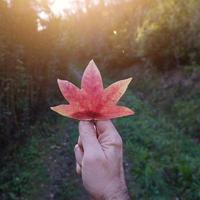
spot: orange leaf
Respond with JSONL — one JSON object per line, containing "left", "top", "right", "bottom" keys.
{"left": 51, "top": 60, "right": 134, "bottom": 120}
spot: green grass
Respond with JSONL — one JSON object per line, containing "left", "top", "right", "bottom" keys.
{"left": 0, "top": 131, "right": 49, "bottom": 199}
{"left": 117, "top": 91, "right": 200, "bottom": 200}
{"left": 1, "top": 89, "right": 200, "bottom": 200}
{"left": 131, "top": 65, "right": 200, "bottom": 138}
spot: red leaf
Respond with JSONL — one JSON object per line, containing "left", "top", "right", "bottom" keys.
{"left": 51, "top": 60, "right": 134, "bottom": 120}
{"left": 57, "top": 79, "right": 81, "bottom": 103}
{"left": 104, "top": 78, "right": 132, "bottom": 105}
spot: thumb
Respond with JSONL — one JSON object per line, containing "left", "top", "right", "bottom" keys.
{"left": 79, "top": 121, "right": 103, "bottom": 155}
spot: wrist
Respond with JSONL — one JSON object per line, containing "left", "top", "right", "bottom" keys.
{"left": 103, "top": 181, "right": 130, "bottom": 200}
{"left": 92, "top": 178, "right": 130, "bottom": 200}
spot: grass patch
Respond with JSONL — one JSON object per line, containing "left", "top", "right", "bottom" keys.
{"left": 0, "top": 131, "right": 49, "bottom": 200}
{"left": 116, "top": 92, "right": 200, "bottom": 200}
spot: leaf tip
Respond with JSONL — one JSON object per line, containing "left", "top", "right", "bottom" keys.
{"left": 50, "top": 106, "right": 54, "bottom": 111}
{"left": 131, "top": 109, "right": 135, "bottom": 115}
{"left": 89, "top": 59, "right": 95, "bottom": 64}
{"left": 126, "top": 107, "right": 135, "bottom": 116}
{"left": 127, "top": 77, "right": 133, "bottom": 84}
{"left": 57, "top": 78, "right": 62, "bottom": 84}
{"left": 87, "top": 59, "right": 99, "bottom": 71}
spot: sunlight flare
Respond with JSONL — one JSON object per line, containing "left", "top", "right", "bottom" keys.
{"left": 50, "top": 0, "right": 74, "bottom": 15}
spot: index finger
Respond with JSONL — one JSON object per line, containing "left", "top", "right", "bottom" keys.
{"left": 79, "top": 121, "right": 103, "bottom": 155}
{"left": 96, "top": 120, "right": 122, "bottom": 147}
{"left": 96, "top": 120, "right": 117, "bottom": 135}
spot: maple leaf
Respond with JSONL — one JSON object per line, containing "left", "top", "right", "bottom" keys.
{"left": 50, "top": 60, "right": 134, "bottom": 120}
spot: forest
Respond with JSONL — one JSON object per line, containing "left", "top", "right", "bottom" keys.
{"left": 0, "top": 0, "right": 200, "bottom": 199}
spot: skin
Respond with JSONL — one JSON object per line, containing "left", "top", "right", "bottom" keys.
{"left": 74, "top": 120, "right": 130, "bottom": 200}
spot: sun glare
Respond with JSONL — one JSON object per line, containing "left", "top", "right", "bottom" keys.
{"left": 50, "top": 0, "right": 80, "bottom": 15}
{"left": 49, "top": 0, "right": 100, "bottom": 15}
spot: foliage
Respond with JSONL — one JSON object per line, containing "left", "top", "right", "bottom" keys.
{"left": 136, "top": 0, "right": 200, "bottom": 68}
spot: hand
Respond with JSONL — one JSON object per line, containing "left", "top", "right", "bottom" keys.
{"left": 74, "top": 120, "right": 130, "bottom": 200}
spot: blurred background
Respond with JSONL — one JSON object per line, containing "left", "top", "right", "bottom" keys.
{"left": 0, "top": 0, "right": 200, "bottom": 199}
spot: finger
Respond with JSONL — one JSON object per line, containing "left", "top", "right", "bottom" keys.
{"left": 78, "top": 136, "right": 83, "bottom": 151}
{"left": 79, "top": 121, "right": 103, "bottom": 155}
{"left": 74, "top": 144, "right": 83, "bottom": 166}
{"left": 76, "top": 162, "right": 82, "bottom": 175}
{"left": 96, "top": 120, "right": 120, "bottom": 138}
{"left": 96, "top": 120, "right": 122, "bottom": 148}
{"left": 96, "top": 120, "right": 115, "bottom": 133}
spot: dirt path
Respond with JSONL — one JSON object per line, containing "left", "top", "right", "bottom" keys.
{"left": 42, "top": 128, "right": 71, "bottom": 200}
{"left": 35, "top": 119, "right": 88, "bottom": 200}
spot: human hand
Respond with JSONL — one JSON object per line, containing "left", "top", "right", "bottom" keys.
{"left": 74, "top": 120, "right": 130, "bottom": 200}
